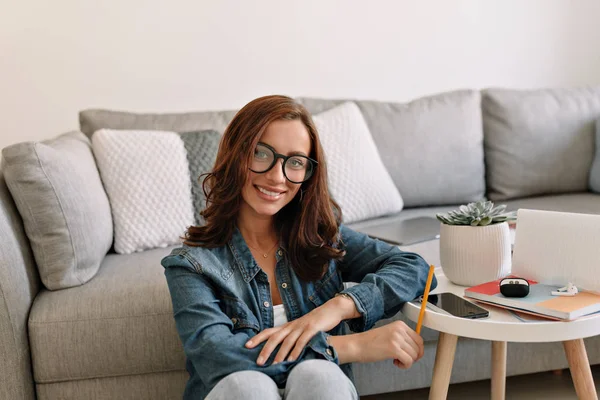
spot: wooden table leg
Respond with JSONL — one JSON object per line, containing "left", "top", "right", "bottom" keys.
{"left": 563, "top": 339, "right": 598, "bottom": 400}
{"left": 429, "top": 332, "right": 458, "bottom": 400}
{"left": 491, "top": 341, "right": 507, "bottom": 400}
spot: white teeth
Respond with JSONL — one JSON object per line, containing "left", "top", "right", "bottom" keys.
{"left": 257, "top": 186, "right": 281, "bottom": 197}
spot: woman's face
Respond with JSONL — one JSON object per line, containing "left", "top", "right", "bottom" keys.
{"left": 240, "top": 119, "right": 312, "bottom": 219}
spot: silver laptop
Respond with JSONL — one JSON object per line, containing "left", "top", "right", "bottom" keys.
{"left": 512, "top": 209, "right": 600, "bottom": 292}
{"left": 358, "top": 216, "right": 441, "bottom": 246}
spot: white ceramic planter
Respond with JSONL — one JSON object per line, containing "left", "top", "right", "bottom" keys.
{"left": 439, "top": 222, "right": 511, "bottom": 287}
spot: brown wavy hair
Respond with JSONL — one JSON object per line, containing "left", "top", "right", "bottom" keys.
{"left": 183, "top": 95, "right": 344, "bottom": 281}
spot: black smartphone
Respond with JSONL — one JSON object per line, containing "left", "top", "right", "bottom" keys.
{"left": 420, "top": 292, "right": 489, "bottom": 319}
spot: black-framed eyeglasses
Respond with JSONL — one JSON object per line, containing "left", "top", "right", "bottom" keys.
{"left": 249, "top": 142, "right": 318, "bottom": 184}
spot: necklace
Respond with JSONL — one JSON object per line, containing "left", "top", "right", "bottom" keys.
{"left": 246, "top": 241, "right": 279, "bottom": 258}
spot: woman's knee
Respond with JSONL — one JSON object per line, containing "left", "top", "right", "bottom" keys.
{"left": 207, "top": 370, "right": 280, "bottom": 400}
{"left": 286, "top": 359, "right": 357, "bottom": 399}
{"left": 289, "top": 359, "right": 343, "bottom": 380}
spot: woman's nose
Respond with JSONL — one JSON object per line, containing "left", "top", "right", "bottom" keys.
{"left": 265, "top": 159, "right": 286, "bottom": 183}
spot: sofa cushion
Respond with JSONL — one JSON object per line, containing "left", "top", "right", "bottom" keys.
{"left": 79, "top": 108, "right": 237, "bottom": 137}
{"left": 312, "top": 102, "right": 403, "bottom": 223}
{"left": 298, "top": 90, "right": 485, "bottom": 208}
{"left": 590, "top": 119, "right": 600, "bottom": 193}
{"left": 92, "top": 129, "right": 220, "bottom": 254}
{"left": 1, "top": 132, "right": 113, "bottom": 290}
{"left": 28, "top": 246, "right": 185, "bottom": 383}
{"left": 483, "top": 87, "right": 600, "bottom": 200}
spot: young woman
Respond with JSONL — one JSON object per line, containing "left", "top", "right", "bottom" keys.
{"left": 161, "top": 95, "right": 437, "bottom": 400}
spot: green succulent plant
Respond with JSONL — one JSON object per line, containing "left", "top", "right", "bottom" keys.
{"left": 436, "top": 200, "right": 516, "bottom": 226}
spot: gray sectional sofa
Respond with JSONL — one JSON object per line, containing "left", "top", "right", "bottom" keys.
{"left": 2, "top": 87, "right": 600, "bottom": 399}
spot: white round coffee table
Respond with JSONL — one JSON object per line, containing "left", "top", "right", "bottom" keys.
{"left": 402, "top": 267, "right": 600, "bottom": 400}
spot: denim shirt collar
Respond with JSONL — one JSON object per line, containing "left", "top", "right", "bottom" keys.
{"left": 228, "top": 227, "right": 285, "bottom": 283}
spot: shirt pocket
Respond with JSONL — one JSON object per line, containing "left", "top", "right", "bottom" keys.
{"left": 220, "top": 295, "right": 261, "bottom": 333}
{"left": 308, "top": 265, "right": 344, "bottom": 308}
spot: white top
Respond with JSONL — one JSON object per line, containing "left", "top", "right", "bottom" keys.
{"left": 273, "top": 304, "right": 288, "bottom": 327}
{"left": 401, "top": 267, "right": 600, "bottom": 343}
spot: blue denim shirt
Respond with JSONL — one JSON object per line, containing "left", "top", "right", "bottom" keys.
{"left": 161, "top": 224, "right": 437, "bottom": 400}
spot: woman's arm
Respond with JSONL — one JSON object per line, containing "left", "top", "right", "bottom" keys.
{"left": 336, "top": 225, "right": 438, "bottom": 332}
{"left": 161, "top": 250, "right": 337, "bottom": 389}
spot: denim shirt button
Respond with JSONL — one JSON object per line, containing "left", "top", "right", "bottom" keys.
{"left": 231, "top": 317, "right": 237, "bottom": 324}
{"left": 277, "top": 250, "right": 283, "bottom": 256}
{"left": 326, "top": 348, "right": 333, "bottom": 357}
{"left": 263, "top": 301, "right": 270, "bottom": 308}
{"left": 281, "top": 283, "right": 288, "bottom": 289}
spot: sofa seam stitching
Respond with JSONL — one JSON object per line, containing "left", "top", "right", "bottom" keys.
{"left": 29, "top": 312, "right": 173, "bottom": 324}
{"left": 35, "top": 367, "right": 186, "bottom": 384}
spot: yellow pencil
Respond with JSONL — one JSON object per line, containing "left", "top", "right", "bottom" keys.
{"left": 416, "top": 265, "right": 436, "bottom": 335}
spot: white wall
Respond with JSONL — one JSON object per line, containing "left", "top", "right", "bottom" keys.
{"left": 2, "top": 0, "right": 600, "bottom": 150}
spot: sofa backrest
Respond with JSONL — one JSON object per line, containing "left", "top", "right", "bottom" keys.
{"left": 0, "top": 170, "right": 40, "bottom": 400}
{"left": 78, "top": 87, "right": 600, "bottom": 210}
{"left": 483, "top": 87, "right": 600, "bottom": 201}
{"left": 79, "top": 108, "right": 238, "bottom": 139}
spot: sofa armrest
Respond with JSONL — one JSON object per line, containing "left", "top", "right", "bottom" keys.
{"left": 0, "top": 172, "right": 40, "bottom": 400}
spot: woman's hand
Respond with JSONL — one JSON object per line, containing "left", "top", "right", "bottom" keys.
{"left": 352, "top": 321, "right": 424, "bottom": 369}
{"left": 245, "top": 295, "right": 359, "bottom": 365}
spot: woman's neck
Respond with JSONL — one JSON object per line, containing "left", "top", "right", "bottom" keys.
{"left": 237, "top": 208, "right": 278, "bottom": 248}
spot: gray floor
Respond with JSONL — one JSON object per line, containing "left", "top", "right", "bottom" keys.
{"left": 362, "top": 365, "right": 600, "bottom": 399}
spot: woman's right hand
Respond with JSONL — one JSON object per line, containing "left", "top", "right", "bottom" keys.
{"left": 355, "top": 321, "right": 424, "bottom": 369}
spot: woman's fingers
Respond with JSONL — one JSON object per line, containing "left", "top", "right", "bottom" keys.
{"left": 399, "top": 333, "right": 419, "bottom": 362}
{"left": 245, "top": 327, "right": 277, "bottom": 348}
{"left": 256, "top": 327, "right": 291, "bottom": 365}
{"left": 393, "top": 348, "right": 414, "bottom": 369}
{"left": 287, "top": 330, "right": 314, "bottom": 362}
{"left": 405, "top": 328, "right": 425, "bottom": 360}
{"left": 273, "top": 329, "right": 303, "bottom": 363}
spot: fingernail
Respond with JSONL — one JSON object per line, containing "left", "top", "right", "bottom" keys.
{"left": 287, "top": 356, "right": 295, "bottom": 362}
{"left": 245, "top": 341, "right": 253, "bottom": 347}
{"left": 272, "top": 361, "right": 278, "bottom": 365}
{"left": 257, "top": 357, "right": 264, "bottom": 365}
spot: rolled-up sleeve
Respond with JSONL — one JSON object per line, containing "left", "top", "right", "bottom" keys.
{"left": 161, "top": 249, "right": 337, "bottom": 392}
{"left": 336, "top": 225, "right": 437, "bottom": 332}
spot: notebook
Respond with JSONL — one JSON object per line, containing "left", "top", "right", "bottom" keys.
{"left": 464, "top": 276, "right": 600, "bottom": 321}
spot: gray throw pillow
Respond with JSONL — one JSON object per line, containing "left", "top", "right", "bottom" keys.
{"left": 483, "top": 87, "right": 600, "bottom": 200}
{"left": 590, "top": 119, "right": 600, "bottom": 193}
{"left": 2, "top": 132, "right": 113, "bottom": 290}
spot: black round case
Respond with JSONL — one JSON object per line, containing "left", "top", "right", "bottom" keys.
{"left": 499, "top": 278, "right": 530, "bottom": 298}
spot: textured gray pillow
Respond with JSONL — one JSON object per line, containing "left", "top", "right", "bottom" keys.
{"left": 2, "top": 132, "right": 113, "bottom": 290}
{"left": 590, "top": 119, "right": 600, "bottom": 193}
{"left": 298, "top": 90, "right": 485, "bottom": 207}
{"left": 180, "top": 131, "right": 221, "bottom": 225}
{"left": 483, "top": 87, "right": 600, "bottom": 200}
{"left": 79, "top": 109, "right": 237, "bottom": 138}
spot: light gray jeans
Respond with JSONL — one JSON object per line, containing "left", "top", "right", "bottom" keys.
{"left": 205, "top": 359, "right": 358, "bottom": 400}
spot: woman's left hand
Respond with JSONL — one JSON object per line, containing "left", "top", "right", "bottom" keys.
{"left": 245, "top": 295, "right": 359, "bottom": 365}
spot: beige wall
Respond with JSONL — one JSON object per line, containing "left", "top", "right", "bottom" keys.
{"left": 2, "top": 0, "right": 600, "bottom": 150}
